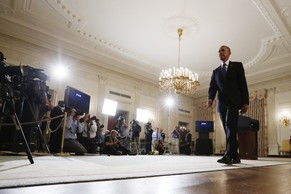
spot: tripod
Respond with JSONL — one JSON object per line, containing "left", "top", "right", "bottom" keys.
{"left": 16, "top": 92, "right": 51, "bottom": 155}
{"left": 0, "top": 84, "right": 51, "bottom": 164}
{"left": 0, "top": 84, "right": 34, "bottom": 163}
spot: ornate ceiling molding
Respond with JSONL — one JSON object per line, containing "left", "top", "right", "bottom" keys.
{"left": 44, "top": 0, "right": 161, "bottom": 69}
{"left": 246, "top": 0, "right": 284, "bottom": 68}
{"left": 44, "top": 0, "right": 83, "bottom": 29}
{"left": 253, "top": 0, "right": 282, "bottom": 35}
{"left": 0, "top": 1, "right": 15, "bottom": 15}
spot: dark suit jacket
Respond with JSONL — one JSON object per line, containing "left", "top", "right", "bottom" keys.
{"left": 50, "top": 106, "right": 64, "bottom": 130}
{"left": 208, "top": 61, "right": 249, "bottom": 112}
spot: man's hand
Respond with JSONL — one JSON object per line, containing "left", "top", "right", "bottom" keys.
{"left": 240, "top": 104, "right": 249, "bottom": 114}
{"left": 208, "top": 99, "right": 213, "bottom": 108}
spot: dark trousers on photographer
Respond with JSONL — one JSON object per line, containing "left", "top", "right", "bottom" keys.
{"left": 102, "top": 145, "right": 130, "bottom": 155}
{"left": 79, "top": 137, "right": 98, "bottom": 154}
{"left": 63, "top": 139, "right": 87, "bottom": 155}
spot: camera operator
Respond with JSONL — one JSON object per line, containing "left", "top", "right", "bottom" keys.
{"left": 0, "top": 52, "right": 8, "bottom": 83}
{"left": 0, "top": 52, "right": 52, "bottom": 151}
{"left": 0, "top": 52, "right": 13, "bottom": 144}
{"left": 0, "top": 52, "right": 20, "bottom": 145}
{"left": 17, "top": 79, "right": 53, "bottom": 147}
{"left": 144, "top": 122, "right": 153, "bottom": 154}
{"left": 130, "top": 119, "right": 141, "bottom": 153}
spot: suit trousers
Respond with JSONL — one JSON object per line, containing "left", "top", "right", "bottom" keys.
{"left": 219, "top": 104, "right": 239, "bottom": 159}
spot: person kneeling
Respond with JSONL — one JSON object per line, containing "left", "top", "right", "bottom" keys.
{"left": 102, "top": 130, "right": 130, "bottom": 155}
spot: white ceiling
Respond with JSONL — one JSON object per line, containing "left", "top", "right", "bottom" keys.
{"left": 0, "top": 0, "right": 291, "bottom": 97}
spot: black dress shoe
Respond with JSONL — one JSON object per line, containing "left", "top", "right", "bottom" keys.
{"left": 217, "top": 156, "right": 233, "bottom": 164}
{"left": 232, "top": 158, "right": 241, "bottom": 164}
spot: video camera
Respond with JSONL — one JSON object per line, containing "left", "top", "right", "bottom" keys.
{"left": 130, "top": 119, "right": 137, "bottom": 125}
{"left": 0, "top": 52, "right": 49, "bottom": 100}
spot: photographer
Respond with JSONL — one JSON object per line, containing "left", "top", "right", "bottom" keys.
{"left": 115, "top": 115, "right": 129, "bottom": 149}
{"left": 102, "top": 130, "right": 130, "bottom": 155}
{"left": 79, "top": 115, "right": 100, "bottom": 154}
{"left": 95, "top": 118, "right": 105, "bottom": 152}
{"left": 144, "top": 122, "right": 153, "bottom": 154}
{"left": 63, "top": 108, "right": 87, "bottom": 155}
{"left": 115, "top": 116, "right": 128, "bottom": 139}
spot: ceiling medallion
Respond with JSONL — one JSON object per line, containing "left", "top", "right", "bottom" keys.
{"left": 163, "top": 16, "right": 199, "bottom": 39}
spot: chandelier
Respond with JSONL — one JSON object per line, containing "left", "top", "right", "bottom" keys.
{"left": 158, "top": 28, "right": 200, "bottom": 95}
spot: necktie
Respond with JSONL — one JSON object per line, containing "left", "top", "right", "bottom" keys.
{"left": 222, "top": 64, "right": 227, "bottom": 79}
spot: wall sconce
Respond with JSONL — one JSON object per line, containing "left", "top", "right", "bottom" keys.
{"left": 280, "top": 115, "right": 290, "bottom": 127}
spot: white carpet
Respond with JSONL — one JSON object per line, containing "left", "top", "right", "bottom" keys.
{"left": 0, "top": 155, "right": 290, "bottom": 188}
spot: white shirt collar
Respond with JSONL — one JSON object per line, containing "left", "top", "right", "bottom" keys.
{"left": 221, "top": 60, "right": 230, "bottom": 67}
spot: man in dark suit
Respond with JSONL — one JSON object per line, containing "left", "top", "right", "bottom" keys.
{"left": 49, "top": 101, "right": 65, "bottom": 153}
{"left": 208, "top": 45, "right": 249, "bottom": 164}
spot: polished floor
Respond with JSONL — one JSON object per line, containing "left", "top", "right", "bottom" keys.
{"left": 0, "top": 163, "right": 290, "bottom": 194}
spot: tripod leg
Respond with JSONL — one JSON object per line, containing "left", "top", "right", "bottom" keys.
{"left": 36, "top": 124, "right": 51, "bottom": 154}
{"left": 12, "top": 114, "right": 34, "bottom": 164}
